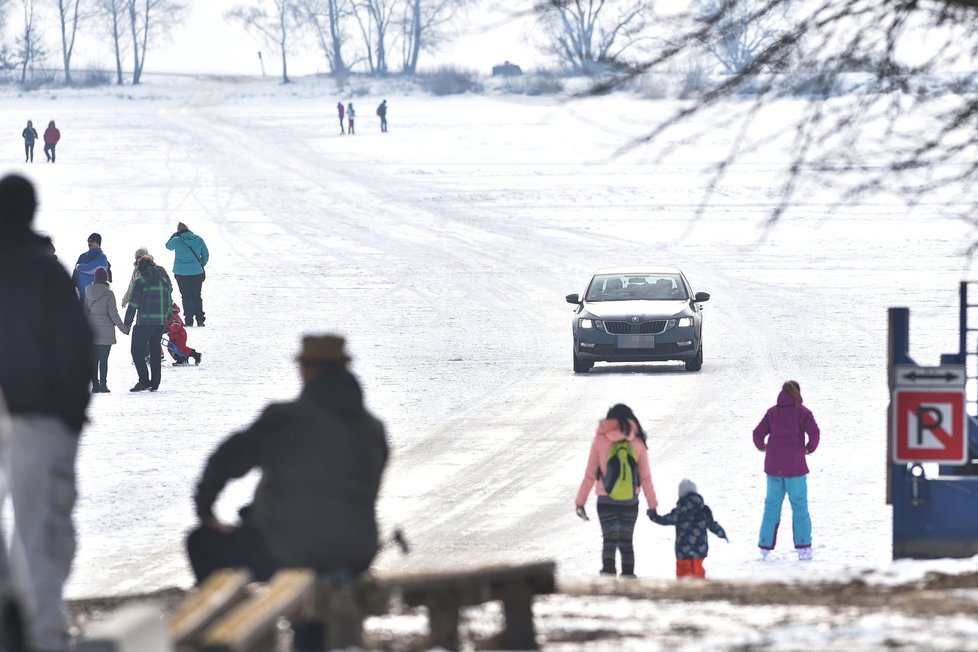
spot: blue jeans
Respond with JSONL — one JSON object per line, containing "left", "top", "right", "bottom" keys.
{"left": 758, "top": 475, "right": 811, "bottom": 549}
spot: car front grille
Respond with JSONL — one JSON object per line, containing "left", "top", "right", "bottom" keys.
{"left": 603, "top": 320, "right": 667, "bottom": 335}
{"left": 592, "top": 342, "right": 685, "bottom": 355}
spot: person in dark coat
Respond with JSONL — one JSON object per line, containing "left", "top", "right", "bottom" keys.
{"left": 71, "top": 232, "right": 112, "bottom": 300}
{"left": 21, "top": 120, "right": 38, "bottom": 162}
{"left": 187, "top": 334, "right": 388, "bottom": 650}
{"left": 337, "top": 101, "right": 345, "bottom": 134}
{"left": 123, "top": 256, "right": 172, "bottom": 392}
{"left": 0, "top": 173, "right": 92, "bottom": 651}
{"left": 648, "top": 479, "right": 728, "bottom": 578}
{"left": 43, "top": 120, "right": 61, "bottom": 163}
{"left": 753, "top": 380, "right": 820, "bottom": 561}
{"left": 376, "top": 99, "right": 388, "bottom": 133}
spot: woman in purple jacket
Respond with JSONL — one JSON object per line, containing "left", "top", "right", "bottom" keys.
{"left": 753, "top": 380, "right": 820, "bottom": 560}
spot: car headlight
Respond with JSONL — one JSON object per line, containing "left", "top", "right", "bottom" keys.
{"left": 580, "top": 318, "right": 594, "bottom": 329}
{"left": 677, "top": 317, "right": 694, "bottom": 328}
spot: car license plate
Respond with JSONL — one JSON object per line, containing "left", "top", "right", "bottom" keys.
{"left": 619, "top": 335, "right": 654, "bottom": 349}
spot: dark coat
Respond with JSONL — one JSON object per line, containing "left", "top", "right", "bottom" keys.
{"left": 649, "top": 493, "right": 727, "bottom": 560}
{"left": 0, "top": 229, "right": 92, "bottom": 432}
{"left": 194, "top": 368, "right": 388, "bottom": 573}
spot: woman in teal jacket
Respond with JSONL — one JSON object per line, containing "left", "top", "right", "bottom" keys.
{"left": 165, "top": 222, "right": 209, "bottom": 327}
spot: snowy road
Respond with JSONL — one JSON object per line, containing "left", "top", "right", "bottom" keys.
{"left": 1, "top": 77, "right": 975, "bottom": 599}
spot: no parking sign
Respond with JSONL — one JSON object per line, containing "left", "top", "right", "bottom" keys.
{"left": 892, "top": 389, "right": 967, "bottom": 464}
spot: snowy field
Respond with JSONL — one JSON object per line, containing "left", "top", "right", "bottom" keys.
{"left": 4, "top": 74, "right": 978, "bottom": 648}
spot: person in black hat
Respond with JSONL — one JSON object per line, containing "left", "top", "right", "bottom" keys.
{"left": 71, "top": 232, "right": 112, "bottom": 300}
{"left": 186, "top": 334, "right": 388, "bottom": 650}
{"left": 0, "top": 173, "right": 91, "bottom": 652}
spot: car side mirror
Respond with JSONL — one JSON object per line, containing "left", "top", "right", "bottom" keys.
{"left": 565, "top": 293, "right": 581, "bottom": 304}
{"left": 694, "top": 292, "right": 711, "bottom": 303}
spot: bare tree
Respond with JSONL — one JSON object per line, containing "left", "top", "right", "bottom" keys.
{"left": 297, "top": 0, "right": 350, "bottom": 74}
{"left": 399, "top": 0, "right": 466, "bottom": 74}
{"left": 98, "top": 0, "right": 127, "bottom": 84}
{"left": 559, "top": 0, "right": 978, "bottom": 232}
{"left": 16, "top": 0, "right": 43, "bottom": 83}
{"left": 539, "top": 0, "right": 653, "bottom": 75}
{"left": 127, "top": 0, "right": 185, "bottom": 85}
{"left": 694, "top": 0, "right": 793, "bottom": 73}
{"left": 54, "top": 0, "right": 95, "bottom": 84}
{"left": 228, "top": 0, "right": 301, "bottom": 83}
{"left": 352, "top": 0, "right": 397, "bottom": 74}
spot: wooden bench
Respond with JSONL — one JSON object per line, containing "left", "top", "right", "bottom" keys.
{"left": 171, "top": 560, "right": 556, "bottom": 651}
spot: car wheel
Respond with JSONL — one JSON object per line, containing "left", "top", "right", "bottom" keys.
{"left": 685, "top": 343, "right": 703, "bottom": 372}
{"left": 573, "top": 350, "right": 592, "bottom": 374}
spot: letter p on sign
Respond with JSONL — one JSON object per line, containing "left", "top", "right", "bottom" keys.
{"left": 893, "top": 389, "right": 968, "bottom": 464}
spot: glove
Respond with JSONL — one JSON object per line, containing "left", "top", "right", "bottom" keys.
{"left": 647, "top": 508, "right": 658, "bottom": 519}
{"left": 575, "top": 505, "right": 589, "bottom": 521}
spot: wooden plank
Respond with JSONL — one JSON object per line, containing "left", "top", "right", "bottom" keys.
{"left": 200, "top": 569, "right": 316, "bottom": 652}
{"left": 167, "top": 569, "right": 252, "bottom": 645}
{"left": 380, "top": 561, "right": 556, "bottom": 607}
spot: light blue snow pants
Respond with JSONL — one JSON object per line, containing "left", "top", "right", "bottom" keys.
{"left": 758, "top": 474, "right": 811, "bottom": 549}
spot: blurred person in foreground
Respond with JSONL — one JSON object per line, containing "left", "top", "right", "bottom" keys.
{"left": 186, "top": 334, "right": 388, "bottom": 650}
{"left": 0, "top": 173, "right": 92, "bottom": 652}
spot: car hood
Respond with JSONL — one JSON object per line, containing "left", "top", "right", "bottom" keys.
{"left": 582, "top": 299, "right": 690, "bottom": 319}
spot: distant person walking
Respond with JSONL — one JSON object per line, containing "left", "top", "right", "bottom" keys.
{"left": 575, "top": 403, "right": 658, "bottom": 577}
{"left": 165, "top": 222, "right": 209, "bottom": 327}
{"left": 337, "top": 101, "right": 345, "bottom": 134}
{"left": 21, "top": 120, "right": 38, "bottom": 162}
{"left": 753, "top": 380, "right": 820, "bottom": 561}
{"left": 0, "top": 173, "right": 92, "bottom": 652}
{"left": 648, "top": 479, "right": 728, "bottom": 578}
{"left": 376, "top": 99, "right": 388, "bottom": 133}
{"left": 123, "top": 255, "right": 172, "bottom": 392}
{"left": 84, "top": 266, "right": 129, "bottom": 393}
{"left": 347, "top": 102, "right": 356, "bottom": 135}
{"left": 71, "top": 232, "right": 112, "bottom": 300}
{"left": 43, "top": 120, "right": 60, "bottom": 163}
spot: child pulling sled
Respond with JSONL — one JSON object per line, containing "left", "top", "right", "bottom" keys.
{"left": 165, "top": 304, "right": 202, "bottom": 366}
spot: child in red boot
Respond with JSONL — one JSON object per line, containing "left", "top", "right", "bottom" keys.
{"left": 165, "top": 304, "right": 202, "bottom": 366}
{"left": 648, "top": 479, "right": 727, "bottom": 578}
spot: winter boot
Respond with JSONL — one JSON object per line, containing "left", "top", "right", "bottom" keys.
{"left": 797, "top": 546, "right": 813, "bottom": 561}
{"left": 759, "top": 548, "right": 771, "bottom": 560}
{"left": 192, "top": 352, "right": 202, "bottom": 365}
{"left": 100, "top": 383, "right": 110, "bottom": 393}
{"left": 130, "top": 382, "right": 150, "bottom": 392}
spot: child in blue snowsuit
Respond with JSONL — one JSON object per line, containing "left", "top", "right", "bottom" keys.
{"left": 648, "top": 479, "right": 727, "bottom": 578}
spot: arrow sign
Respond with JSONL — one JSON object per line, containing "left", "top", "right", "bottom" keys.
{"left": 894, "top": 365, "right": 966, "bottom": 388}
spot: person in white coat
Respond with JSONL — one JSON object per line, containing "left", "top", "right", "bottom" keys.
{"left": 83, "top": 267, "right": 129, "bottom": 392}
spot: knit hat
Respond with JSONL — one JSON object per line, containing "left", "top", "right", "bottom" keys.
{"left": 94, "top": 267, "right": 109, "bottom": 284}
{"left": 176, "top": 222, "right": 189, "bottom": 233}
{"left": 134, "top": 247, "right": 149, "bottom": 262}
{"left": 678, "top": 479, "right": 697, "bottom": 498}
{"left": 88, "top": 232, "right": 102, "bottom": 246}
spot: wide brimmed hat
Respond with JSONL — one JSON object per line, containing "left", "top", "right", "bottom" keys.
{"left": 297, "top": 335, "right": 350, "bottom": 364}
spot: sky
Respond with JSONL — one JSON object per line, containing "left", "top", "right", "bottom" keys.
{"left": 150, "top": 1, "right": 540, "bottom": 77}
{"left": 4, "top": 67, "right": 978, "bottom": 648}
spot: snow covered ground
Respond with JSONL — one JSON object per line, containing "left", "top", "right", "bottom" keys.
{"left": 4, "top": 74, "right": 978, "bottom": 647}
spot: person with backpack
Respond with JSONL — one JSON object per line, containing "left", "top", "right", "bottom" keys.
{"left": 753, "top": 380, "right": 820, "bottom": 561}
{"left": 21, "top": 120, "right": 38, "bottom": 162}
{"left": 575, "top": 403, "right": 658, "bottom": 577}
{"left": 648, "top": 479, "right": 728, "bottom": 578}
{"left": 376, "top": 99, "right": 388, "bottom": 133}
{"left": 346, "top": 102, "right": 356, "bottom": 135}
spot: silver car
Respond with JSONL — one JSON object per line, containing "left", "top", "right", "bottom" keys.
{"left": 565, "top": 266, "right": 710, "bottom": 373}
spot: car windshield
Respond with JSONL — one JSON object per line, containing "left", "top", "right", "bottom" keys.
{"left": 585, "top": 274, "right": 688, "bottom": 302}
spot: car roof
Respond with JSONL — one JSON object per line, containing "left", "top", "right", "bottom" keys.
{"left": 591, "top": 266, "right": 683, "bottom": 276}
